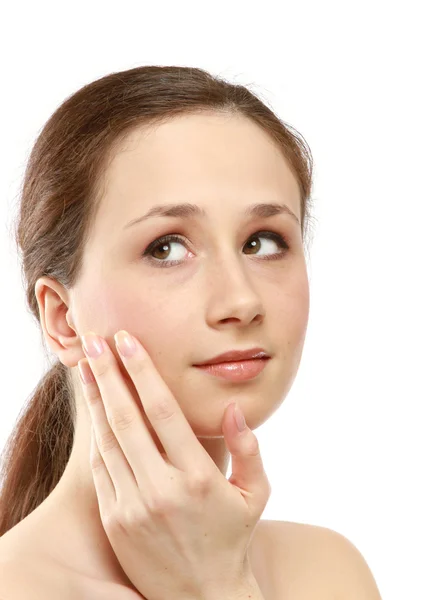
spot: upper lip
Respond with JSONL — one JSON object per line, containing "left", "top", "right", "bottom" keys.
{"left": 194, "top": 348, "right": 271, "bottom": 366}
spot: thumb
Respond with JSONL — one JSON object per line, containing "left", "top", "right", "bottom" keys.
{"left": 222, "top": 402, "right": 271, "bottom": 512}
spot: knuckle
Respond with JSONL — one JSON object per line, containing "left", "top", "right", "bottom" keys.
{"left": 148, "top": 493, "right": 175, "bottom": 516}
{"left": 129, "top": 355, "right": 150, "bottom": 376}
{"left": 96, "top": 428, "right": 119, "bottom": 453}
{"left": 264, "top": 477, "right": 272, "bottom": 499}
{"left": 101, "top": 511, "right": 116, "bottom": 532}
{"left": 245, "top": 434, "right": 261, "bottom": 456}
{"left": 85, "top": 388, "right": 101, "bottom": 405}
{"left": 119, "top": 502, "right": 148, "bottom": 529}
{"left": 151, "top": 397, "right": 175, "bottom": 422}
{"left": 90, "top": 452, "right": 105, "bottom": 471}
{"left": 141, "top": 482, "right": 177, "bottom": 515}
{"left": 187, "top": 471, "right": 212, "bottom": 496}
{"left": 92, "top": 359, "right": 112, "bottom": 378}
{"left": 108, "top": 407, "right": 137, "bottom": 432}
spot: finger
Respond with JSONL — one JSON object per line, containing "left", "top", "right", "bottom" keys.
{"left": 89, "top": 421, "right": 116, "bottom": 515}
{"left": 223, "top": 403, "right": 271, "bottom": 513}
{"left": 78, "top": 357, "right": 140, "bottom": 504}
{"left": 114, "top": 330, "right": 213, "bottom": 474}
{"left": 80, "top": 332, "right": 168, "bottom": 486}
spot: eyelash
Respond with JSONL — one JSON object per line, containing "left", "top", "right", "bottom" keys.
{"left": 142, "top": 230, "right": 291, "bottom": 268}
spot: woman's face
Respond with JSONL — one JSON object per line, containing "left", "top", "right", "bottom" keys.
{"left": 69, "top": 112, "right": 310, "bottom": 439}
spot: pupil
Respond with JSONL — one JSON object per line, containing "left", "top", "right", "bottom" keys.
{"left": 156, "top": 243, "right": 169, "bottom": 258}
{"left": 246, "top": 238, "right": 259, "bottom": 253}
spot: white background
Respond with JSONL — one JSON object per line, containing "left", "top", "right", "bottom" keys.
{"left": 1, "top": 2, "right": 441, "bottom": 599}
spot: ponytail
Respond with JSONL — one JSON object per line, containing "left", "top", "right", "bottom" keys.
{"left": 0, "top": 361, "right": 75, "bottom": 536}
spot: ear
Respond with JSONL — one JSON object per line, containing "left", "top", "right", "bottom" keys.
{"left": 35, "top": 276, "right": 82, "bottom": 367}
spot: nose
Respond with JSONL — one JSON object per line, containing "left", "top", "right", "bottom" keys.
{"left": 205, "top": 256, "right": 265, "bottom": 326}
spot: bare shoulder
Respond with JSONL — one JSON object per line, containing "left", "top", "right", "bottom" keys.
{"left": 266, "top": 520, "right": 382, "bottom": 599}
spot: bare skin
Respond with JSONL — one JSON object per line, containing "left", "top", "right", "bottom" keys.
{"left": 0, "top": 112, "right": 310, "bottom": 596}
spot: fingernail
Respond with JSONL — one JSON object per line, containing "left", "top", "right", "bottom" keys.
{"left": 115, "top": 330, "right": 137, "bottom": 358}
{"left": 81, "top": 333, "right": 104, "bottom": 358}
{"left": 234, "top": 403, "right": 246, "bottom": 432}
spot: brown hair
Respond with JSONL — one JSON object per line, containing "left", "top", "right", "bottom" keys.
{"left": 0, "top": 65, "right": 315, "bottom": 536}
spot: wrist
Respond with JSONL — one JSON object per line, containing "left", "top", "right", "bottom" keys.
{"left": 201, "top": 570, "right": 265, "bottom": 600}
{"left": 234, "top": 577, "right": 266, "bottom": 600}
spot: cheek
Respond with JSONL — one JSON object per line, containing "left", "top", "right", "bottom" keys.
{"left": 79, "top": 272, "right": 184, "bottom": 343}
{"left": 275, "top": 271, "right": 310, "bottom": 343}
{"left": 102, "top": 285, "right": 187, "bottom": 356}
{"left": 78, "top": 277, "right": 157, "bottom": 339}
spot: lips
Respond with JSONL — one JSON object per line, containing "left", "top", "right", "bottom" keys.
{"left": 194, "top": 348, "right": 270, "bottom": 366}
{"left": 194, "top": 357, "right": 270, "bottom": 381}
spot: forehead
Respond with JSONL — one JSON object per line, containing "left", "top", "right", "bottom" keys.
{"left": 94, "top": 112, "right": 301, "bottom": 235}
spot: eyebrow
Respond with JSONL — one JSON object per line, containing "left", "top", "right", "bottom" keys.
{"left": 123, "top": 202, "right": 301, "bottom": 229}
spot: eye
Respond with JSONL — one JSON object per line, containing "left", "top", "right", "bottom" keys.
{"left": 142, "top": 230, "right": 291, "bottom": 268}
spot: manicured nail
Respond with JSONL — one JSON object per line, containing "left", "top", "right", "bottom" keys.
{"left": 114, "top": 330, "right": 137, "bottom": 358}
{"left": 234, "top": 403, "right": 246, "bottom": 432}
{"left": 81, "top": 333, "right": 104, "bottom": 358}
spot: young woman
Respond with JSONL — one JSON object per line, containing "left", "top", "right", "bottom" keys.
{"left": 0, "top": 65, "right": 381, "bottom": 599}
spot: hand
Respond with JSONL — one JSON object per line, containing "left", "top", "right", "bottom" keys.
{"left": 77, "top": 330, "right": 272, "bottom": 600}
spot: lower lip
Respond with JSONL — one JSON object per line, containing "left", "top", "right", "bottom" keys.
{"left": 194, "top": 358, "right": 270, "bottom": 381}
